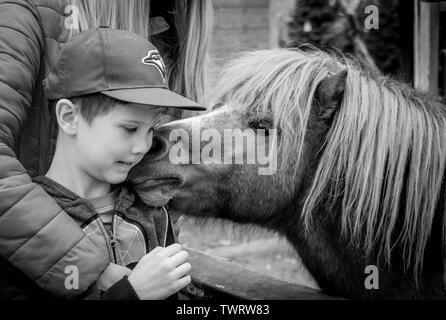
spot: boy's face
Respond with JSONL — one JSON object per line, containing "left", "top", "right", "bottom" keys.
{"left": 75, "top": 102, "right": 164, "bottom": 185}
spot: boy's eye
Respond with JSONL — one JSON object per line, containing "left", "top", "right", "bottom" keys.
{"left": 122, "top": 126, "right": 138, "bottom": 133}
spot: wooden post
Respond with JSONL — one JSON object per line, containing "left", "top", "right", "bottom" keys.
{"left": 441, "top": 3, "right": 446, "bottom": 97}
{"left": 398, "top": 0, "right": 414, "bottom": 81}
{"left": 414, "top": 0, "right": 440, "bottom": 96}
{"left": 443, "top": 49, "right": 446, "bottom": 97}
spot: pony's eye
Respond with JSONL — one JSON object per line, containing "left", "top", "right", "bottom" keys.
{"left": 248, "top": 119, "right": 273, "bottom": 132}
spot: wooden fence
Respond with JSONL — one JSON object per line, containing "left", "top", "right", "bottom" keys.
{"left": 414, "top": 0, "right": 446, "bottom": 97}
{"left": 180, "top": 247, "right": 341, "bottom": 300}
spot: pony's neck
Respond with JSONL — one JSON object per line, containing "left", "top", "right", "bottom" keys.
{"left": 283, "top": 101, "right": 446, "bottom": 298}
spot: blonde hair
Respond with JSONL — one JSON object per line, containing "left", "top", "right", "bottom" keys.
{"left": 69, "top": 0, "right": 213, "bottom": 106}
{"left": 168, "top": 0, "right": 214, "bottom": 107}
{"left": 212, "top": 48, "right": 446, "bottom": 285}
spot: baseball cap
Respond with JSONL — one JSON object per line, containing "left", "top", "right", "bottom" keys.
{"left": 43, "top": 27, "right": 205, "bottom": 111}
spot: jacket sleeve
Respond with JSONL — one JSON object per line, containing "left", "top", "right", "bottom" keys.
{"left": 0, "top": 0, "right": 109, "bottom": 299}
{"left": 82, "top": 277, "right": 140, "bottom": 300}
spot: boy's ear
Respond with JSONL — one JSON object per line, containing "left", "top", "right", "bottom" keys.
{"left": 313, "top": 70, "right": 347, "bottom": 122}
{"left": 55, "top": 99, "right": 80, "bottom": 135}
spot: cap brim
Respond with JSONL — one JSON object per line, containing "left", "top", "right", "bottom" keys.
{"left": 101, "top": 88, "right": 206, "bottom": 111}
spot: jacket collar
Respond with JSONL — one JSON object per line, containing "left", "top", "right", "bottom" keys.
{"left": 33, "top": 176, "right": 136, "bottom": 223}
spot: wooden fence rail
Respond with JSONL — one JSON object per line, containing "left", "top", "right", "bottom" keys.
{"left": 180, "top": 247, "right": 342, "bottom": 300}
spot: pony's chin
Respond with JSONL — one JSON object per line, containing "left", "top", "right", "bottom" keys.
{"left": 137, "top": 190, "right": 174, "bottom": 207}
{"left": 132, "top": 178, "right": 180, "bottom": 207}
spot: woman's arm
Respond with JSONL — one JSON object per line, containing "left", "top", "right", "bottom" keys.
{"left": 0, "top": 0, "right": 108, "bottom": 299}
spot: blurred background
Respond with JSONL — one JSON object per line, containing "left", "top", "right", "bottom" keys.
{"left": 207, "top": 0, "right": 445, "bottom": 95}
{"left": 178, "top": 0, "right": 446, "bottom": 290}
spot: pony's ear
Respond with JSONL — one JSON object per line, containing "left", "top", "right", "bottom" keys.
{"left": 314, "top": 70, "right": 347, "bottom": 121}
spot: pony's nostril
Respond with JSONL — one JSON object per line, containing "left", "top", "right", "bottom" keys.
{"left": 147, "top": 135, "right": 166, "bottom": 158}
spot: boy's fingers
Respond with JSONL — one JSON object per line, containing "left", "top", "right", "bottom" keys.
{"left": 162, "top": 243, "right": 183, "bottom": 257}
{"left": 169, "top": 250, "right": 189, "bottom": 267}
{"left": 173, "top": 275, "right": 192, "bottom": 292}
{"left": 151, "top": 246, "right": 163, "bottom": 253}
{"left": 173, "top": 262, "right": 192, "bottom": 279}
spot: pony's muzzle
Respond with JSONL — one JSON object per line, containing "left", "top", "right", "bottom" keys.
{"left": 146, "top": 128, "right": 171, "bottom": 162}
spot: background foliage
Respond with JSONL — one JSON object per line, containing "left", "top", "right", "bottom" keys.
{"left": 289, "top": 0, "right": 404, "bottom": 77}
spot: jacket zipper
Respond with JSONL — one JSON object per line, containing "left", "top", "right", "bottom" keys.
{"left": 109, "top": 214, "right": 118, "bottom": 264}
{"left": 95, "top": 216, "right": 117, "bottom": 264}
{"left": 101, "top": 208, "right": 170, "bottom": 259}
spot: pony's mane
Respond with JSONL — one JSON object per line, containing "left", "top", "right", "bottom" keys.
{"left": 211, "top": 48, "right": 446, "bottom": 283}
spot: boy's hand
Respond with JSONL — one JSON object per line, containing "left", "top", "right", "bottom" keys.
{"left": 97, "top": 263, "right": 132, "bottom": 291}
{"left": 128, "top": 244, "right": 191, "bottom": 300}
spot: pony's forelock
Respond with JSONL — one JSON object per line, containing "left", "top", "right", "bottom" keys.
{"left": 211, "top": 49, "right": 344, "bottom": 176}
{"left": 211, "top": 48, "right": 446, "bottom": 285}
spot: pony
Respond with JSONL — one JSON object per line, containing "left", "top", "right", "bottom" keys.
{"left": 129, "top": 48, "right": 446, "bottom": 299}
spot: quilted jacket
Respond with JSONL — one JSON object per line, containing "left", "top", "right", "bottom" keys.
{"left": 0, "top": 0, "right": 179, "bottom": 299}
{"left": 1, "top": 0, "right": 118, "bottom": 299}
{"left": 0, "top": 175, "right": 175, "bottom": 300}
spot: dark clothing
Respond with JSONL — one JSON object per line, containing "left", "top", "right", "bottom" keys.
{"left": 0, "top": 175, "right": 176, "bottom": 300}
{"left": 0, "top": 0, "right": 112, "bottom": 298}
{"left": 34, "top": 176, "right": 176, "bottom": 255}
{"left": 0, "top": 0, "right": 179, "bottom": 299}
{"left": 0, "top": 256, "right": 139, "bottom": 300}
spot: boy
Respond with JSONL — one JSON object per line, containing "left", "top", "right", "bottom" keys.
{"left": 3, "top": 27, "right": 205, "bottom": 299}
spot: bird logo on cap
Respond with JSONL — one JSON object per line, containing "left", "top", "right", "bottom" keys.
{"left": 142, "top": 50, "right": 166, "bottom": 83}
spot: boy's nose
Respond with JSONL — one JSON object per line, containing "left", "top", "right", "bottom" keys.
{"left": 132, "top": 136, "right": 152, "bottom": 155}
